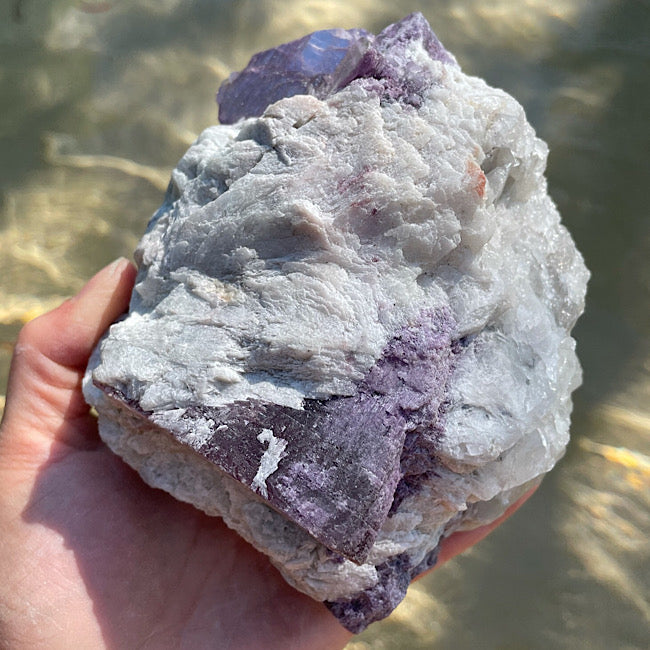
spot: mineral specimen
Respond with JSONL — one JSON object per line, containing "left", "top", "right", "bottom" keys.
{"left": 84, "top": 12, "right": 589, "bottom": 633}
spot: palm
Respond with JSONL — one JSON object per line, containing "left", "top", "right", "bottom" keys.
{"left": 19, "top": 424, "right": 341, "bottom": 649}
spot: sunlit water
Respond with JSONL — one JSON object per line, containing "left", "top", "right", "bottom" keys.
{"left": 1, "top": 1, "right": 648, "bottom": 648}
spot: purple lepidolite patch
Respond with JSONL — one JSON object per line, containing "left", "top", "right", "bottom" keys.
{"left": 217, "top": 12, "right": 457, "bottom": 123}
{"left": 326, "top": 548, "right": 441, "bottom": 633}
{"left": 96, "top": 308, "right": 456, "bottom": 563}
{"left": 217, "top": 27, "right": 370, "bottom": 124}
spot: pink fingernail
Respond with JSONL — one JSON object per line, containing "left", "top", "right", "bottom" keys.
{"left": 107, "top": 257, "right": 129, "bottom": 276}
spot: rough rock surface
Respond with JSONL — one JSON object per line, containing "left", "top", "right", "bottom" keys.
{"left": 84, "top": 13, "right": 589, "bottom": 633}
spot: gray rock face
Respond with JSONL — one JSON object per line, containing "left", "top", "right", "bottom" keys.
{"left": 84, "top": 13, "right": 589, "bottom": 632}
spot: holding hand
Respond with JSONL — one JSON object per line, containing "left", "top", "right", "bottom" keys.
{"left": 0, "top": 258, "right": 532, "bottom": 649}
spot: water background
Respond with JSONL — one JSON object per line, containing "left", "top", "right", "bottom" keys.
{"left": 1, "top": 1, "right": 648, "bottom": 648}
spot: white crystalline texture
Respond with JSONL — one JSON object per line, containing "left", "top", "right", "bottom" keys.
{"left": 251, "top": 428, "right": 288, "bottom": 498}
{"left": 84, "top": 14, "right": 588, "bottom": 633}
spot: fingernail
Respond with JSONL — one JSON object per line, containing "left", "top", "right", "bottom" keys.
{"left": 107, "top": 256, "right": 130, "bottom": 277}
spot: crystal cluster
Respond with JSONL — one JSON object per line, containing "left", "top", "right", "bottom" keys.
{"left": 84, "top": 13, "right": 589, "bottom": 632}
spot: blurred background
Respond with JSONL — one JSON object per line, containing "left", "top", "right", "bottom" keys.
{"left": 1, "top": 1, "right": 648, "bottom": 648}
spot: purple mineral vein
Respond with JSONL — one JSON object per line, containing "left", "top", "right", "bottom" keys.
{"left": 97, "top": 309, "right": 456, "bottom": 564}
{"left": 326, "top": 554, "right": 413, "bottom": 633}
{"left": 325, "top": 545, "right": 441, "bottom": 633}
{"left": 217, "top": 12, "right": 456, "bottom": 124}
{"left": 217, "top": 27, "right": 370, "bottom": 124}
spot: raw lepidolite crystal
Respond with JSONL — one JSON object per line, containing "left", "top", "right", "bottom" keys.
{"left": 84, "top": 13, "right": 589, "bottom": 632}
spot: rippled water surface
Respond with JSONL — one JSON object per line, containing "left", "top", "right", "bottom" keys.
{"left": 1, "top": 1, "right": 648, "bottom": 648}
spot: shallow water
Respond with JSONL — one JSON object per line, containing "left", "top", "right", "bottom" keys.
{"left": 1, "top": 1, "right": 648, "bottom": 648}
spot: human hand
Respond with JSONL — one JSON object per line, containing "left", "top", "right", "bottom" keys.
{"left": 0, "top": 258, "right": 533, "bottom": 649}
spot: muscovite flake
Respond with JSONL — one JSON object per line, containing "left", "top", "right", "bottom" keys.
{"left": 84, "top": 12, "right": 589, "bottom": 632}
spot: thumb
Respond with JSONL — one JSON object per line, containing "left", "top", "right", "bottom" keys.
{"left": 1, "top": 258, "right": 137, "bottom": 434}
